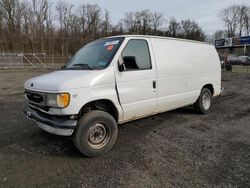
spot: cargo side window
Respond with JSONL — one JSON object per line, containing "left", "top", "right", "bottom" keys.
{"left": 121, "top": 39, "right": 151, "bottom": 71}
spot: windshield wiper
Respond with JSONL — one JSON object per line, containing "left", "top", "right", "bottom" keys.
{"left": 62, "top": 63, "right": 93, "bottom": 70}
{"left": 72, "top": 64, "right": 93, "bottom": 70}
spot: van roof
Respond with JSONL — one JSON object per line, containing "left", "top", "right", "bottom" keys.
{"left": 105, "top": 35, "right": 211, "bottom": 46}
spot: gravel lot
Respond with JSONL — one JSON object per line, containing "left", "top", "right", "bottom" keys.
{"left": 0, "top": 70, "right": 249, "bottom": 187}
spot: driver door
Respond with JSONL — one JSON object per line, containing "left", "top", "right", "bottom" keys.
{"left": 115, "top": 39, "right": 157, "bottom": 122}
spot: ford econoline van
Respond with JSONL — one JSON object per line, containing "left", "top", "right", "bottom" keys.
{"left": 24, "top": 35, "right": 222, "bottom": 156}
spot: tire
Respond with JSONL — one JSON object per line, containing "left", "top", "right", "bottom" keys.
{"left": 194, "top": 88, "right": 212, "bottom": 114}
{"left": 73, "top": 110, "right": 118, "bottom": 157}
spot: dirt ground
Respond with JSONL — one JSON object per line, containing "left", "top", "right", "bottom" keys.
{"left": 0, "top": 70, "right": 249, "bottom": 188}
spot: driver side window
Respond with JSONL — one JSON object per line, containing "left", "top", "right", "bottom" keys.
{"left": 121, "top": 39, "right": 152, "bottom": 71}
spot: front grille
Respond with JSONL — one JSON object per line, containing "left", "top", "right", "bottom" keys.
{"left": 25, "top": 90, "right": 46, "bottom": 106}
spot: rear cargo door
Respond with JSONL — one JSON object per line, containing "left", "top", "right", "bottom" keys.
{"left": 115, "top": 39, "right": 157, "bottom": 122}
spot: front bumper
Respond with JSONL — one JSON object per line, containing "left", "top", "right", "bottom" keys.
{"left": 23, "top": 105, "right": 77, "bottom": 136}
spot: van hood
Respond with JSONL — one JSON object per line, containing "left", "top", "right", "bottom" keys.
{"left": 24, "top": 69, "right": 114, "bottom": 92}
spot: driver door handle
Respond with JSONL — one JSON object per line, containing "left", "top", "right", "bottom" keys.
{"left": 153, "top": 80, "right": 156, "bottom": 89}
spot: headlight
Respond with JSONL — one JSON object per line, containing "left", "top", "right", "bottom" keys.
{"left": 46, "top": 93, "right": 70, "bottom": 108}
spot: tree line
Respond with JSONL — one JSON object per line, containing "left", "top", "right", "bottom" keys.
{"left": 0, "top": 0, "right": 206, "bottom": 56}
{"left": 214, "top": 4, "right": 250, "bottom": 39}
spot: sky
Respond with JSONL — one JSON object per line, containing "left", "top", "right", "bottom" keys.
{"left": 69, "top": 0, "right": 250, "bottom": 35}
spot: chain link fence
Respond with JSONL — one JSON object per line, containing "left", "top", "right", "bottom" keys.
{"left": 0, "top": 53, "right": 69, "bottom": 70}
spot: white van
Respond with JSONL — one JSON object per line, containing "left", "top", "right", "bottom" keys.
{"left": 24, "top": 35, "right": 222, "bottom": 156}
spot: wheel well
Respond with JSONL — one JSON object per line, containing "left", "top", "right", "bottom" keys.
{"left": 202, "top": 84, "right": 214, "bottom": 96}
{"left": 78, "top": 100, "right": 119, "bottom": 122}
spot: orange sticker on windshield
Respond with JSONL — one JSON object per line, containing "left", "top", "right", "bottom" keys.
{"left": 107, "top": 45, "right": 114, "bottom": 51}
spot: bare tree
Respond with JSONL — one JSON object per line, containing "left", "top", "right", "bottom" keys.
{"left": 112, "top": 21, "right": 124, "bottom": 35}
{"left": 77, "top": 4, "right": 87, "bottom": 36}
{"left": 20, "top": 1, "right": 34, "bottom": 52}
{"left": 213, "top": 30, "right": 227, "bottom": 39}
{"left": 234, "top": 5, "right": 250, "bottom": 36}
{"left": 165, "top": 18, "right": 205, "bottom": 41}
{"left": 85, "top": 4, "right": 101, "bottom": 39}
{"left": 56, "top": 1, "right": 74, "bottom": 55}
{"left": 139, "top": 10, "right": 152, "bottom": 34}
{"left": 166, "top": 17, "right": 180, "bottom": 37}
{"left": 123, "top": 12, "right": 135, "bottom": 33}
{"left": 219, "top": 5, "right": 250, "bottom": 37}
{"left": 1, "top": 0, "right": 18, "bottom": 33}
{"left": 244, "top": 7, "right": 250, "bottom": 35}
{"left": 0, "top": 0, "right": 208, "bottom": 55}
{"left": 32, "top": 0, "right": 50, "bottom": 52}
{"left": 220, "top": 5, "right": 239, "bottom": 37}
{"left": 122, "top": 10, "right": 153, "bottom": 34}
{"left": 100, "top": 9, "right": 111, "bottom": 36}
{"left": 0, "top": 0, "right": 21, "bottom": 50}
{"left": 179, "top": 19, "right": 205, "bottom": 41}
{"left": 152, "top": 12, "right": 163, "bottom": 35}
{"left": 0, "top": 4, "right": 3, "bottom": 32}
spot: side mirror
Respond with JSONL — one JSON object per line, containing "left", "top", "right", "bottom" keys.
{"left": 118, "top": 55, "right": 125, "bottom": 72}
{"left": 118, "top": 55, "right": 139, "bottom": 71}
{"left": 123, "top": 56, "right": 139, "bottom": 70}
{"left": 118, "top": 63, "right": 125, "bottom": 72}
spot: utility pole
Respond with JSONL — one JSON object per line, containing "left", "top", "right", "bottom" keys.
{"left": 243, "top": 45, "right": 246, "bottom": 55}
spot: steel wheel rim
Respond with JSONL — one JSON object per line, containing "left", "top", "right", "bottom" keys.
{"left": 87, "top": 122, "right": 110, "bottom": 149}
{"left": 202, "top": 93, "right": 211, "bottom": 110}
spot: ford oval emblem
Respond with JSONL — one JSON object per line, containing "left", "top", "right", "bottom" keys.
{"left": 27, "top": 111, "right": 32, "bottom": 117}
{"left": 31, "top": 83, "right": 34, "bottom": 87}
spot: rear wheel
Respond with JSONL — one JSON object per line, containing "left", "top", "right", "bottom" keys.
{"left": 194, "top": 88, "right": 212, "bottom": 114}
{"left": 73, "top": 110, "right": 118, "bottom": 157}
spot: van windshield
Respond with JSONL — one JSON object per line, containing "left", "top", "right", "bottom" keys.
{"left": 62, "top": 37, "right": 124, "bottom": 70}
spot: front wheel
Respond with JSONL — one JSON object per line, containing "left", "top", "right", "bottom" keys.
{"left": 194, "top": 88, "right": 212, "bottom": 114}
{"left": 73, "top": 110, "right": 118, "bottom": 157}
